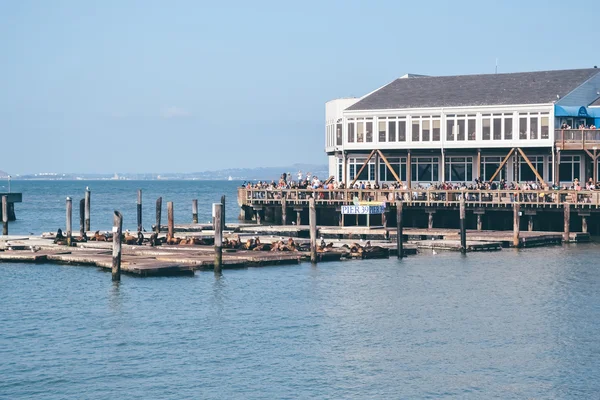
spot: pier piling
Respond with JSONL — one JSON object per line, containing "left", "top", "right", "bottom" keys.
{"left": 66, "top": 197, "right": 72, "bottom": 246}
{"left": 79, "top": 198, "right": 85, "bottom": 237}
{"left": 396, "top": 200, "right": 403, "bottom": 259}
{"left": 2, "top": 195, "right": 7, "bottom": 235}
{"left": 221, "top": 195, "right": 226, "bottom": 229}
{"left": 112, "top": 211, "right": 123, "bottom": 281}
{"left": 137, "top": 189, "right": 142, "bottom": 232}
{"left": 281, "top": 195, "right": 287, "bottom": 225}
{"left": 513, "top": 203, "right": 520, "bottom": 247}
{"left": 84, "top": 188, "right": 90, "bottom": 231}
{"left": 309, "top": 197, "right": 317, "bottom": 264}
{"left": 459, "top": 196, "right": 466, "bottom": 254}
{"left": 167, "top": 201, "right": 174, "bottom": 239}
{"left": 155, "top": 197, "right": 162, "bottom": 233}
{"left": 582, "top": 214, "right": 588, "bottom": 234}
{"left": 564, "top": 204, "right": 570, "bottom": 242}
{"left": 214, "top": 203, "right": 223, "bottom": 274}
{"left": 192, "top": 199, "right": 198, "bottom": 223}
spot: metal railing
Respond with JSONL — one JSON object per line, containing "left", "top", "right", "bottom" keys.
{"left": 239, "top": 188, "right": 600, "bottom": 208}
{"left": 555, "top": 129, "right": 600, "bottom": 148}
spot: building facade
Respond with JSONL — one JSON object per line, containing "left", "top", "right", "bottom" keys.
{"left": 325, "top": 68, "right": 600, "bottom": 187}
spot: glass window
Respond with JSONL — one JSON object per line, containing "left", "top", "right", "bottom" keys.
{"left": 541, "top": 117, "right": 549, "bottom": 139}
{"left": 492, "top": 118, "right": 501, "bottom": 140}
{"left": 519, "top": 155, "right": 543, "bottom": 181}
{"left": 433, "top": 120, "right": 441, "bottom": 141}
{"left": 504, "top": 118, "right": 512, "bottom": 140}
{"left": 468, "top": 119, "right": 476, "bottom": 140}
{"left": 457, "top": 119, "right": 465, "bottom": 141}
{"left": 482, "top": 118, "right": 491, "bottom": 140}
{"left": 445, "top": 156, "right": 473, "bottom": 181}
{"left": 412, "top": 121, "right": 420, "bottom": 141}
{"left": 481, "top": 156, "right": 505, "bottom": 181}
{"left": 347, "top": 122, "right": 354, "bottom": 143}
{"left": 388, "top": 120, "right": 396, "bottom": 142}
{"left": 336, "top": 123, "right": 342, "bottom": 146}
{"left": 530, "top": 116, "right": 538, "bottom": 140}
{"left": 411, "top": 157, "right": 439, "bottom": 182}
{"left": 519, "top": 117, "right": 528, "bottom": 139}
{"left": 378, "top": 121, "right": 386, "bottom": 142}
{"left": 398, "top": 120, "right": 406, "bottom": 141}
{"left": 422, "top": 120, "right": 430, "bottom": 141}
{"left": 366, "top": 121, "right": 373, "bottom": 142}
{"left": 559, "top": 155, "right": 581, "bottom": 182}
{"left": 446, "top": 119, "right": 455, "bottom": 141}
{"left": 357, "top": 121, "right": 364, "bottom": 143}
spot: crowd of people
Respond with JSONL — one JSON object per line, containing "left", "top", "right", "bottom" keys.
{"left": 560, "top": 122, "right": 598, "bottom": 130}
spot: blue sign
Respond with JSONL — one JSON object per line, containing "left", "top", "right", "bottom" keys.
{"left": 342, "top": 205, "right": 386, "bottom": 215}
{"left": 578, "top": 106, "right": 589, "bottom": 117}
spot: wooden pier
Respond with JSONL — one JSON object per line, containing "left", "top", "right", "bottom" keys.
{"left": 0, "top": 193, "right": 22, "bottom": 221}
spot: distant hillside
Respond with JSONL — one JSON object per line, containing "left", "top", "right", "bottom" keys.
{"left": 0, "top": 170, "right": 8, "bottom": 178}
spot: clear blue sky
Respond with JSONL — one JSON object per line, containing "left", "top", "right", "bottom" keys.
{"left": 1, "top": 0, "right": 598, "bottom": 174}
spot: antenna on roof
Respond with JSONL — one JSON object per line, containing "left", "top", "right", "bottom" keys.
{"left": 495, "top": 58, "right": 498, "bottom": 74}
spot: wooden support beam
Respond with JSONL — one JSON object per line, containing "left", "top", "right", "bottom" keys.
{"left": 221, "top": 195, "right": 226, "bottom": 229}
{"left": 517, "top": 148, "right": 546, "bottom": 187}
{"left": 192, "top": 199, "right": 198, "bottom": 223}
{"left": 564, "top": 203, "right": 570, "bottom": 243}
{"left": 476, "top": 149, "right": 481, "bottom": 180}
{"left": 79, "top": 198, "right": 85, "bottom": 237}
{"left": 137, "top": 189, "right": 143, "bottom": 232}
{"left": 489, "top": 148, "right": 515, "bottom": 183}
{"left": 112, "top": 211, "right": 123, "bottom": 281}
{"left": 582, "top": 215, "right": 588, "bottom": 234}
{"left": 349, "top": 149, "right": 377, "bottom": 188}
{"left": 281, "top": 195, "right": 287, "bottom": 225}
{"left": 84, "top": 188, "right": 91, "bottom": 232}
{"left": 459, "top": 197, "right": 466, "bottom": 254}
{"left": 66, "top": 197, "right": 72, "bottom": 247}
{"left": 309, "top": 197, "right": 317, "bottom": 264}
{"left": 513, "top": 203, "right": 520, "bottom": 247}
{"left": 1, "top": 195, "right": 7, "bottom": 236}
{"left": 214, "top": 203, "right": 223, "bottom": 274}
{"left": 407, "top": 151, "right": 412, "bottom": 189}
{"left": 377, "top": 150, "right": 403, "bottom": 184}
{"left": 396, "top": 200, "right": 403, "bottom": 259}
{"left": 528, "top": 215, "right": 534, "bottom": 232}
{"left": 155, "top": 197, "right": 162, "bottom": 234}
{"left": 167, "top": 201, "right": 174, "bottom": 240}
{"left": 476, "top": 214, "right": 482, "bottom": 231}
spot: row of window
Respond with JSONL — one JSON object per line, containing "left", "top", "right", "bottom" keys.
{"left": 340, "top": 113, "right": 551, "bottom": 145}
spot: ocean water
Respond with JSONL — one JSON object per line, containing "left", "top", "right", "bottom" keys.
{"left": 1, "top": 181, "right": 600, "bottom": 399}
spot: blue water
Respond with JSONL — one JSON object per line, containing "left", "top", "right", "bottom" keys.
{"left": 1, "top": 181, "right": 600, "bottom": 398}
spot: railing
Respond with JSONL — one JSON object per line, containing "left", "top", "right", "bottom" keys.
{"left": 555, "top": 129, "right": 600, "bottom": 149}
{"left": 239, "top": 188, "right": 600, "bottom": 208}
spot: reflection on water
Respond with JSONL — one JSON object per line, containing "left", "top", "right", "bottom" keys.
{"left": 1, "top": 244, "right": 600, "bottom": 399}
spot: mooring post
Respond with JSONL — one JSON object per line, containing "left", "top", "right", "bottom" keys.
{"left": 1, "top": 195, "right": 8, "bottom": 236}
{"left": 563, "top": 203, "right": 570, "bottom": 243}
{"left": 66, "top": 197, "right": 72, "bottom": 246}
{"left": 192, "top": 199, "right": 198, "bottom": 223}
{"left": 214, "top": 203, "right": 223, "bottom": 274}
{"left": 296, "top": 209, "right": 302, "bottom": 226}
{"left": 155, "top": 197, "right": 162, "bottom": 233}
{"left": 112, "top": 210, "right": 123, "bottom": 281}
{"left": 84, "top": 188, "right": 91, "bottom": 231}
{"left": 221, "top": 195, "right": 226, "bottom": 229}
{"left": 428, "top": 212, "right": 434, "bottom": 230}
{"left": 79, "top": 198, "right": 85, "bottom": 237}
{"left": 281, "top": 195, "right": 287, "bottom": 225}
{"left": 396, "top": 200, "right": 403, "bottom": 259}
{"left": 459, "top": 196, "right": 466, "bottom": 254}
{"left": 513, "top": 202, "right": 520, "bottom": 247}
{"left": 528, "top": 215, "right": 534, "bottom": 232}
{"left": 167, "top": 201, "right": 174, "bottom": 239}
{"left": 136, "top": 189, "right": 142, "bottom": 232}
{"left": 309, "top": 197, "right": 317, "bottom": 264}
{"left": 582, "top": 215, "right": 588, "bottom": 234}
{"left": 476, "top": 214, "right": 482, "bottom": 231}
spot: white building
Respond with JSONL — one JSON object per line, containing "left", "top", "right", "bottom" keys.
{"left": 325, "top": 68, "right": 600, "bottom": 187}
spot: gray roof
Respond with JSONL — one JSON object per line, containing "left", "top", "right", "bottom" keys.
{"left": 347, "top": 68, "right": 600, "bottom": 111}
{"left": 591, "top": 96, "right": 600, "bottom": 107}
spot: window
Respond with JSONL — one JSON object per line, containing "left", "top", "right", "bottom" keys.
{"left": 481, "top": 156, "right": 505, "bottom": 181}
{"left": 378, "top": 121, "right": 386, "bottom": 142}
{"left": 457, "top": 119, "right": 465, "bottom": 141}
{"left": 493, "top": 118, "right": 502, "bottom": 140}
{"left": 422, "top": 120, "right": 430, "bottom": 141}
{"left": 411, "top": 157, "right": 439, "bottom": 182}
{"left": 433, "top": 119, "right": 441, "bottom": 141}
{"left": 482, "top": 118, "right": 491, "bottom": 140}
{"left": 398, "top": 120, "right": 406, "bottom": 141}
{"left": 541, "top": 117, "right": 549, "bottom": 139}
{"left": 378, "top": 157, "right": 406, "bottom": 182}
{"left": 559, "top": 155, "right": 581, "bottom": 182}
{"left": 336, "top": 123, "right": 342, "bottom": 145}
{"left": 445, "top": 157, "right": 473, "bottom": 182}
{"left": 366, "top": 121, "right": 373, "bottom": 142}
{"left": 519, "top": 116, "right": 528, "bottom": 140}
{"left": 357, "top": 121, "right": 364, "bottom": 143}
{"left": 388, "top": 120, "right": 396, "bottom": 142}
{"left": 412, "top": 121, "right": 420, "bottom": 141}
{"left": 446, "top": 118, "right": 455, "bottom": 141}
{"left": 468, "top": 119, "right": 476, "bottom": 140}
{"left": 519, "top": 155, "right": 543, "bottom": 181}
{"left": 347, "top": 121, "right": 355, "bottom": 143}
{"left": 504, "top": 117, "right": 513, "bottom": 140}
{"left": 530, "top": 116, "right": 538, "bottom": 140}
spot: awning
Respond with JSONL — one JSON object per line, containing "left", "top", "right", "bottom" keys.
{"left": 554, "top": 105, "right": 593, "bottom": 117}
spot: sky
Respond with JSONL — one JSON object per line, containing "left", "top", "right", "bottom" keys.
{"left": 1, "top": 0, "right": 599, "bottom": 174}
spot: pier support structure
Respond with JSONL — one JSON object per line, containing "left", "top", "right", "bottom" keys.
{"left": 66, "top": 197, "right": 72, "bottom": 247}
{"left": 396, "top": 200, "right": 403, "bottom": 259}
{"left": 564, "top": 204, "right": 570, "bottom": 242}
{"left": 192, "top": 199, "right": 198, "bottom": 223}
{"left": 309, "top": 198, "right": 317, "bottom": 264}
{"left": 84, "top": 188, "right": 91, "bottom": 232}
{"left": 214, "top": 203, "right": 223, "bottom": 274}
{"left": 137, "top": 189, "right": 143, "bottom": 232}
{"left": 112, "top": 211, "right": 123, "bottom": 281}
{"left": 513, "top": 203, "right": 520, "bottom": 247}
{"left": 580, "top": 212, "right": 589, "bottom": 234}
{"left": 459, "top": 197, "right": 466, "bottom": 254}
{"left": 155, "top": 197, "right": 162, "bottom": 233}
{"left": 1, "top": 196, "right": 7, "bottom": 235}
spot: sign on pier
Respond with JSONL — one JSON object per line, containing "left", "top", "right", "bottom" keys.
{"left": 341, "top": 204, "right": 386, "bottom": 215}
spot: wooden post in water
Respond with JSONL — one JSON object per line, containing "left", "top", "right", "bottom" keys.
{"left": 309, "top": 197, "right": 317, "bottom": 264}
{"left": 167, "top": 201, "right": 174, "bottom": 240}
{"left": 137, "top": 189, "right": 142, "bottom": 232}
{"left": 582, "top": 215, "right": 588, "bottom": 234}
{"left": 563, "top": 203, "right": 570, "bottom": 243}
{"left": 281, "top": 195, "right": 287, "bottom": 225}
{"left": 476, "top": 214, "right": 482, "bottom": 231}
{"left": 396, "top": 200, "right": 403, "bottom": 259}
{"left": 221, "top": 195, "right": 226, "bottom": 229}
{"left": 66, "top": 197, "right": 72, "bottom": 246}
{"left": 459, "top": 196, "right": 466, "bottom": 254}
{"left": 428, "top": 212, "right": 434, "bottom": 230}
{"left": 112, "top": 211, "right": 123, "bottom": 281}
{"left": 84, "top": 188, "right": 91, "bottom": 232}
{"left": 155, "top": 197, "right": 162, "bottom": 233}
{"left": 79, "top": 198, "right": 85, "bottom": 237}
{"left": 192, "top": 199, "right": 198, "bottom": 223}
{"left": 1, "top": 195, "right": 7, "bottom": 236}
{"left": 513, "top": 203, "right": 520, "bottom": 247}
{"left": 528, "top": 215, "right": 534, "bottom": 232}
{"left": 214, "top": 203, "right": 223, "bottom": 274}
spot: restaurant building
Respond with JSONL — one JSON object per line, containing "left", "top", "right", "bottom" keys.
{"left": 325, "top": 68, "right": 600, "bottom": 187}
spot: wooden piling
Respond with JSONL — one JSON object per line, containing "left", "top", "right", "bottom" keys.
{"left": 214, "top": 203, "right": 223, "bottom": 273}
{"left": 459, "top": 197, "right": 466, "bottom": 254}
{"left": 167, "top": 201, "right": 174, "bottom": 239}
{"left": 396, "top": 200, "right": 403, "bottom": 259}
{"left": 281, "top": 195, "right": 287, "bottom": 225}
{"left": 112, "top": 211, "right": 123, "bottom": 281}
{"left": 528, "top": 215, "right": 534, "bottom": 232}
{"left": 513, "top": 203, "right": 520, "bottom": 247}
{"left": 476, "top": 214, "right": 482, "bottom": 231}
{"left": 84, "top": 188, "right": 91, "bottom": 231}
{"left": 155, "top": 197, "right": 162, "bottom": 233}
{"left": 79, "top": 198, "right": 85, "bottom": 237}
{"left": 1, "top": 195, "right": 7, "bottom": 236}
{"left": 296, "top": 209, "right": 302, "bottom": 226}
{"left": 220, "top": 195, "right": 226, "bottom": 229}
{"left": 582, "top": 215, "right": 588, "bottom": 234}
{"left": 428, "top": 212, "right": 434, "bottom": 230}
{"left": 309, "top": 197, "right": 317, "bottom": 264}
{"left": 192, "top": 199, "right": 198, "bottom": 223}
{"left": 66, "top": 197, "right": 72, "bottom": 246}
{"left": 137, "top": 189, "right": 142, "bottom": 232}
{"left": 563, "top": 203, "right": 570, "bottom": 243}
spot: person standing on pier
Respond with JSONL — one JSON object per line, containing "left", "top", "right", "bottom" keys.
{"left": 297, "top": 170, "right": 303, "bottom": 185}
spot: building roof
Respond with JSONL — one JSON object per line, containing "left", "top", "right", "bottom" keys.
{"left": 591, "top": 96, "right": 600, "bottom": 107}
{"left": 346, "top": 68, "right": 600, "bottom": 111}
